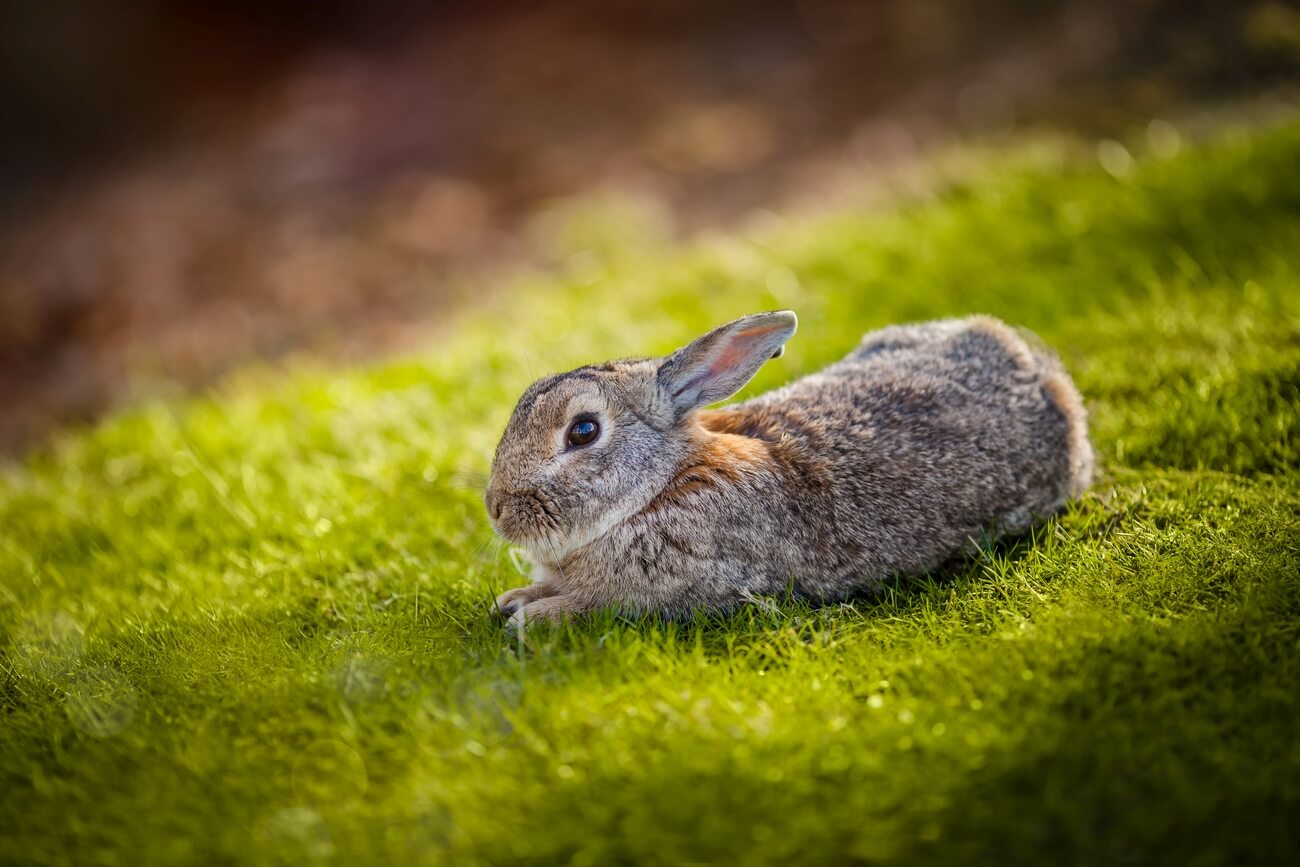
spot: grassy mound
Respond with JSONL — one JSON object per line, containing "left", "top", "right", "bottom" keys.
{"left": 2, "top": 120, "right": 1298, "bottom": 866}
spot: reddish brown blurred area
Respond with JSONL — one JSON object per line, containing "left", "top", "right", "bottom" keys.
{"left": 0, "top": 0, "right": 1295, "bottom": 453}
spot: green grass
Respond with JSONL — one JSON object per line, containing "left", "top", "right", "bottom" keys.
{"left": 2, "top": 120, "right": 1299, "bottom": 866}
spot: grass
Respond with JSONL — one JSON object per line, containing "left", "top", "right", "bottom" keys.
{"left": 2, "top": 118, "right": 1299, "bottom": 866}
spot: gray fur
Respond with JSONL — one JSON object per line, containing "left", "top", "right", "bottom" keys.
{"left": 486, "top": 311, "right": 1093, "bottom": 628}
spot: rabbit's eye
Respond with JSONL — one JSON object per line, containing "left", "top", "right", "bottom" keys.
{"left": 567, "top": 418, "right": 600, "bottom": 448}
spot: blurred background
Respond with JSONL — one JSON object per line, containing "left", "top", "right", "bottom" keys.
{"left": 1, "top": 0, "right": 1296, "bottom": 453}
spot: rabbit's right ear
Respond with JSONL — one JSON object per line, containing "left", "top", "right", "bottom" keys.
{"left": 657, "top": 311, "right": 797, "bottom": 414}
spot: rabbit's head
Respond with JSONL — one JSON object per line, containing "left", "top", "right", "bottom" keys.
{"left": 486, "top": 310, "right": 797, "bottom": 563}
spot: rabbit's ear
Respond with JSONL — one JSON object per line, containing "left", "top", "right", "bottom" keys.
{"left": 658, "top": 311, "right": 797, "bottom": 412}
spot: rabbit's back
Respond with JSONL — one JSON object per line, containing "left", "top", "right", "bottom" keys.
{"left": 740, "top": 316, "right": 1091, "bottom": 593}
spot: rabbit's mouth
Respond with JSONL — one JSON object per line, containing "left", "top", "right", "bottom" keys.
{"left": 488, "top": 483, "right": 644, "bottom": 566}
{"left": 489, "top": 489, "right": 572, "bottom": 559}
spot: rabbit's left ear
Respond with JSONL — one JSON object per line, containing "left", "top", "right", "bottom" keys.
{"left": 658, "top": 311, "right": 797, "bottom": 413}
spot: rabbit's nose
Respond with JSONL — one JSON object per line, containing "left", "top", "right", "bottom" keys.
{"left": 485, "top": 489, "right": 502, "bottom": 521}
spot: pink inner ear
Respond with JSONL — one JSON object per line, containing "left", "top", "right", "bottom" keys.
{"left": 672, "top": 321, "right": 787, "bottom": 402}
{"left": 710, "top": 326, "right": 775, "bottom": 375}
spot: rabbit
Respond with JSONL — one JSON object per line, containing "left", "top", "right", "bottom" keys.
{"left": 485, "top": 310, "right": 1093, "bottom": 629}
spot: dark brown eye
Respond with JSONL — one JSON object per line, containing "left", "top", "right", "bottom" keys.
{"left": 567, "top": 418, "right": 600, "bottom": 447}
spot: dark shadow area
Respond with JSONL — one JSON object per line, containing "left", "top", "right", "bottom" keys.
{"left": 895, "top": 598, "right": 1300, "bottom": 864}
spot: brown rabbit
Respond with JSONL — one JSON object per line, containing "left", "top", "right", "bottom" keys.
{"left": 486, "top": 311, "right": 1092, "bottom": 629}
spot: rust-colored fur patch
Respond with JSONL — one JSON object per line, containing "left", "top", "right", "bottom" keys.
{"left": 698, "top": 431, "right": 772, "bottom": 474}
{"left": 649, "top": 413, "right": 774, "bottom": 509}
{"left": 698, "top": 408, "right": 780, "bottom": 441}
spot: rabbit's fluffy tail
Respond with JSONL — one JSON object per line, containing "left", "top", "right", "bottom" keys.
{"left": 1000, "top": 322, "right": 1093, "bottom": 501}
{"left": 1032, "top": 346, "right": 1095, "bottom": 498}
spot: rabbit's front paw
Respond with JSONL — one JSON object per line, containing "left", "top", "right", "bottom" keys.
{"left": 506, "top": 595, "right": 588, "bottom": 632}
{"left": 495, "top": 583, "right": 557, "bottom": 617}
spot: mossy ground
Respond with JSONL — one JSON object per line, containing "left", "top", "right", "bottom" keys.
{"left": 2, "top": 120, "right": 1298, "bottom": 866}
